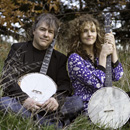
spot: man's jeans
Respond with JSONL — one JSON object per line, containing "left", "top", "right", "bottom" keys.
{"left": 0, "top": 96, "right": 84, "bottom": 128}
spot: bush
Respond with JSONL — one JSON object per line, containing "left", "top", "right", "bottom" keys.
{"left": 0, "top": 42, "right": 11, "bottom": 72}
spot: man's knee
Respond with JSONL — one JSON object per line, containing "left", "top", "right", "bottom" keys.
{"left": 0, "top": 96, "right": 23, "bottom": 113}
{"left": 0, "top": 96, "right": 32, "bottom": 118}
{"left": 0, "top": 96, "right": 12, "bottom": 112}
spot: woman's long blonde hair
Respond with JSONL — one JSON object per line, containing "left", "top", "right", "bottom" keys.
{"left": 57, "top": 14, "right": 105, "bottom": 59}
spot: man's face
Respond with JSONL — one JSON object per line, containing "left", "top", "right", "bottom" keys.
{"left": 33, "top": 22, "right": 55, "bottom": 50}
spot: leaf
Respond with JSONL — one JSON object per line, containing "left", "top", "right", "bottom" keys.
{"left": 48, "top": 0, "right": 60, "bottom": 13}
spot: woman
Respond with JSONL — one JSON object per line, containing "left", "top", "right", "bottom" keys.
{"left": 66, "top": 14, "right": 124, "bottom": 112}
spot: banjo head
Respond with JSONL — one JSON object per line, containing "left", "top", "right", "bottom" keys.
{"left": 18, "top": 73, "right": 57, "bottom": 103}
{"left": 88, "top": 87, "right": 130, "bottom": 129}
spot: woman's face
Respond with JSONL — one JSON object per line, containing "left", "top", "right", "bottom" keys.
{"left": 80, "top": 22, "right": 97, "bottom": 47}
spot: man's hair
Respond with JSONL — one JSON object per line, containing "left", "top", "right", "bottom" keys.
{"left": 31, "top": 13, "right": 59, "bottom": 38}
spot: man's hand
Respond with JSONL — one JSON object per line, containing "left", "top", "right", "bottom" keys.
{"left": 41, "top": 97, "right": 59, "bottom": 112}
{"left": 23, "top": 97, "right": 42, "bottom": 111}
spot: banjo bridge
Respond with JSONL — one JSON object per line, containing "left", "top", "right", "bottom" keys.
{"left": 104, "top": 110, "right": 114, "bottom": 113}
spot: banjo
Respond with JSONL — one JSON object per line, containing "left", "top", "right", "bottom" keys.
{"left": 88, "top": 13, "right": 130, "bottom": 129}
{"left": 18, "top": 39, "right": 57, "bottom": 104}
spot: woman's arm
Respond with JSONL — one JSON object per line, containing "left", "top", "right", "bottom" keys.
{"left": 68, "top": 53, "right": 106, "bottom": 89}
{"left": 100, "top": 32, "right": 123, "bottom": 81}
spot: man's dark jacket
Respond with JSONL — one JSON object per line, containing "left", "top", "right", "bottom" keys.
{"left": 1, "top": 41, "right": 72, "bottom": 105}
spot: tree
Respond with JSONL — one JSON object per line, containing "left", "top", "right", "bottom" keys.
{"left": 0, "top": 0, "right": 130, "bottom": 50}
{"left": 113, "top": 2, "right": 130, "bottom": 49}
{"left": 0, "top": 0, "right": 60, "bottom": 40}
{"left": 57, "top": 0, "right": 130, "bottom": 50}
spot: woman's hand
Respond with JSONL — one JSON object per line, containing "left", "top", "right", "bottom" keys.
{"left": 23, "top": 97, "right": 42, "bottom": 111}
{"left": 101, "top": 32, "right": 116, "bottom": 56}
{"left": 104, "top": 32, "right": 118, "bottom": 63}
{"left": 99, "top": 32, "right": 118, "bottom": 67}
{"left": 101, "top": 43, "right": 114, "bottom": 57}
{"left": 99, "top": 32, "right": 116, "bottom": 68}
{"left": 104, "top": 32, "right": 116, "bottom": 51}
{"left": 41, "top": 97, "right": 59, "bottom": 112}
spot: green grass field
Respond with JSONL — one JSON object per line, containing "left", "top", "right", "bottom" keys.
{"left": 0, "top": 42, "right": 130, "bottom": 130}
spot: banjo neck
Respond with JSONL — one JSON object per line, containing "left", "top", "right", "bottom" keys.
{"left": 104, "top": 13, "right": 112, "bottom": 87}
{"left": 40, "top": 39, "right": 55, "bottom": 75}
{"left": 104, "top": 55, "right": 112, "bottom": 86}
{"left": 40, "top": 28, "right": 60, "bottom": 75}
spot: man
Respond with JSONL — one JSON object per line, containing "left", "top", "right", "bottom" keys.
{"left": 0, "top": 13, "right": 83, "bottom": 129}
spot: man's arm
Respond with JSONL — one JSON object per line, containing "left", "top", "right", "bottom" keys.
{"left": 1, "top": 43, "right": 29, "bottom": 102}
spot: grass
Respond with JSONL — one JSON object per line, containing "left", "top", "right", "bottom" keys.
{"left": 0, "top": 42, "right": 11, "bottom": 72}
{"left": 113, "top": 50, "right": 130, "bottom": 92}
{"left": 0, "top": 111, "right": 55, "bottom": 130}
{"left": 0, "top": 42, "right": 130, "bottom": 130}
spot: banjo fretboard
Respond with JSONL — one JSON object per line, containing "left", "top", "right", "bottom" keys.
{"left": 40, "top": 39, "right": 56, "bottom": 75}
{"left": 104, "top": 13, "right": 112, "bottom": 87}
{"left": 40, "top": 27, "right": 60, "bottom": 75}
